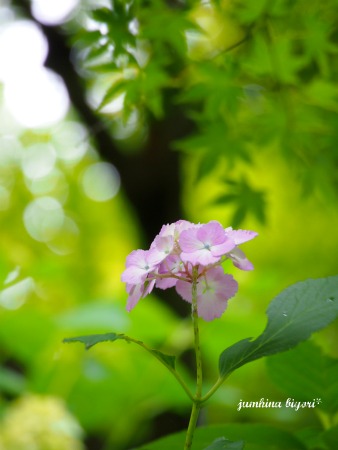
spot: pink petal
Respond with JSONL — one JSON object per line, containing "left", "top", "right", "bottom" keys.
{"left": 157, "top": 223, "right": 176, "bottom": 238}
{"left": 122, "top": 248, "right": 160, "bottom": 284}
{"left": 126, "top": 284, "right": 143, "bottom": 311}
{"left": 179, "top": 228, "right": 202, "bottom": 252}
{"left": 196, "top": 298, "right": 227, "bottom": 321}
{"left": 181, "top": 249, "right": 220, "bottom": 266}
{"left": 196, "top": 269, "right": 238, "bottom": 321}
{"left": 150, "top": 236, "right": 174, "bottom": 264}
{"left": 197, "top": 221, "right": 227, "bottom": 246}
{"left": 121, "top": 266, "right": 148, "bottom": 284}
{"left": 175, "top": 220, "right": 197, "bottom": 234}
{"left": 225, "top": 228, "right": 258, "bottom": 245}
{"left": 156, "top": 277, "right": 177, "bottom": 289}
{"left": 210, "top": 239, "right": 235, "bottom": 257}
{"left": 126, "top": 249, "right": 148, "bottom": 267}
{"left": 126, "top": 279, "right": 155, "bottom": 312}
{"left": 146, "top": 248, "right": 165, "bottom": 266}
{"left": 176, "top": 280, "right": 193, "bottom": 303}
{"left": 159, "top": 254, "right": 183, "bottom": 274}
{"left": 228, "top": 247, "right": 254, "bottom": 271}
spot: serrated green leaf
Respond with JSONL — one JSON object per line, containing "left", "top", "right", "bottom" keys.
{"left": 213, "top": 194, "right": 237, "bottom": 205}
{"left": 98, "top": 80, "right": 127, "bottom": 111}
{"left": 63, "top": 332, "right": 124, "bottom": 349}
{"left": 86, "top": 62, "right": 118, "bottom": 73}
{"left": 85, "top": 43, "right": 110, "bottom": 62}
{"left": 63, "top": 333, "right": 176, "bottom": 370}
{"left": 91, "top": 8, "right": 113, "bottom": 23}
{"left": 72, "top": 30, "right": 102, "bottom": 47}
{"left": 219, "top": 276, "right": 338, "bottom": 379}
{"left": 213, "top": 177, "right": 266, "bottom": 226}
{"left": 204, "top": 437, "right": 245, "bottom": 450}
{"left": 232, "top": 206, "right": 247, "bottom": 228}
{"left": 197, "top": 152, "right": 221, "bottom": 179}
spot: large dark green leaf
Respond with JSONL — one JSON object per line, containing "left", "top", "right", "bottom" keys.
{"left": 133, "top": 423, "right": 305, "bottom": 450}
{"left": 320, "top": 426, "right": 338, "bottom": 449}
{"left": 267, "top": 341, "right": 338, "bottom": 415}
{"left": 204, "top": 437, "right": 245, "bottom": 450}
{"left": 219, "top": 277, "right": 338, "bottom": 378}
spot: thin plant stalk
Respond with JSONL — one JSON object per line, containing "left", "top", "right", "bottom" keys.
{"left": 184, "top": 268, "right": 203, "bottom": 450}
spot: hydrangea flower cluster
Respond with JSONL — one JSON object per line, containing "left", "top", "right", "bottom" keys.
{"left": 121, "top": 220, "right": 257, "bottom": 321}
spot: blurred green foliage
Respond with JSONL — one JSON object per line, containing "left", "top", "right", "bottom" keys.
{"left": 1, "top": 0, "right": 338, "bottom": 449}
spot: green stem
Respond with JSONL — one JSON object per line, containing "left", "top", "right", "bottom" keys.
{"left": 200, "top": 377, "right": 226, "bottom": 404}
{"left": 184, "top": 401, "right": 201, "bottom": 450}
{"left": 184, "top": 269, "right": 203, "bottom": 450}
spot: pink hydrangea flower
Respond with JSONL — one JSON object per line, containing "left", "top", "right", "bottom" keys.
{"left": 176, "top": 267, "right": 238, "bottom": 321}
{"left": 121, "top": 249, "right": 159, "bottom": 285}
{"left": 179, "top": 221, "right": 236, "bottom": 266}
{"left": 121, "top": 219, "right": 257, "bottom": 321}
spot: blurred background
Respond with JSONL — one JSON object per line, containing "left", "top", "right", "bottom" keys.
{"left": 0, "top": 0, "right": 338, "bottom": 449}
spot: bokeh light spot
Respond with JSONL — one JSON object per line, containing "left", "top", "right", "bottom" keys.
{"left": 52, "top": 121, "right": 88, "bottom": 163}
{"left": 0, "top": 185, "right": 10, "bottom": 210}
{"left": 23, "top": 197, "right": 64, "bottom": 242}
{"left": 0, "top": 20, "right": 48, "bottom": 81}
{"left": 82, "top": 162, "right": 120, "bottom": 202}
{"left": 4, "top": 68, "right": 70, "bottom": 128}
{"left": 31, "top": 0, "right": 80, "bottom": 25}
{"left": 47, "top": 217, "right": 79, "bottom": 255}
{"left": 21, "top": 143, "right": 56, "bottom": 180}
{"left": 24, "top": 169, "right": 68, "bottom": 202}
